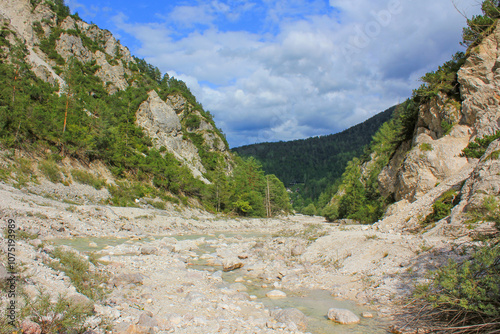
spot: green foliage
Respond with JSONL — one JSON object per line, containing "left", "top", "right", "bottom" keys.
{"left": 462, "top": 0, "right": 500, "bottom": 48}
{"left": 44, "top": 0, "right": 71, "bottom": 23}
{"left": 70, "top": 169, "right": 106, "bottom": 189}
{"left": 414, "top": 52, "right": 465, "bottom": 103}
{"left": 419, "top": 143, "right": 433, "bottom": 151}
{"left": 15, "top": 291, "right": 94, "bottom": 334}
{"left": 411, "top": 241, "right": 500, "bottom": 333}
{"left": 422, "top": 190, "right": 459, "bottom": 228}
{"left": 462, "top": 131, "right": 500, "bottom": 158}
{"left": 39, "top": 159, "right": 63, "bottom": 183}
{"left": 38, "top": 26, "right": 65, "bottom": 65}
{"left": 302, "top": 203, "right": 317, "bottom": 216}
{"left": 324, "top": 109, "right": 405, "bottom": 223}
{"left": 467, "top": 196, "right": 500, "bottom": 230}
{"left": 185, "top": 113, "right": 201, "bottom": 129}
{"left": 47, "top": 247, "right": 108, "bottom": 301}
{"left": 441, "top": 119, "right": 455, "bottom": 136}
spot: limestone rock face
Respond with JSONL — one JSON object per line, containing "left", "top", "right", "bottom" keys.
{"left": 458, "top": 139, "right": 500, "bottom": 216}
{"left": 458, "top": 21, "right": 500, "bottom": 139}
{"left": 378, "top": 96, "right": 470, "bottom": 203}
{"left": 0, "top": 0, "right": 134, "bottom": 94}
{"left": 377, "top": 22, "right": 500, "bottom": 233}
{"left": 135, "top": 91, "right": 210, "bottom": 183}
{"left": 55, "top": 33, "right": 93, "bottom": 63}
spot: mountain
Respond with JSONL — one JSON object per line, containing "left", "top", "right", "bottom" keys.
{"left": 0, "top": 0, "right": 290, "bottom": 216}
{"left": 232, "top": 106, "right": 394, "bottom": 209}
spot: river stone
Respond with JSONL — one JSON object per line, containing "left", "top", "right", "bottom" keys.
{"left": 327, "top": 308, "right": 360, "bottom": 324}
{"left": 271, "top": 308, "right": 307, "bottom": 331}
{"left": 21, "top": 320, "right": 42, "bottom": 334}
{"left": 291, "top": 245, "right": 305, "bottom": 256}
{"left": 362, "top": 312, "right": 374, "bottom": 318}
{"left": 222, "top": 258, "right": 244, "bottom": 272}
{"left": 140, "top": 246, "right": 158, "bottom": 255}
{"left": 113, "top": 273, "right": 144, "bottom": 286}
{"left": 122, "top": 324, "right": 154, "bottom": 334}
{"left": 266, "top": 290, "right": 287, "bottom": 298}
{"left": 137, "top": 313, "right": 158, "bottom": 327}
{"left": 99, "top": 255, "right": 111, "bottom": 262}
{"left": 67, "top": 293, "right": 94, "bottom": 312}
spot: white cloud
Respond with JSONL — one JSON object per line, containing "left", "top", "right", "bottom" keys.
{"left": 103, "top": 0, "right": 482, "bottom": 147}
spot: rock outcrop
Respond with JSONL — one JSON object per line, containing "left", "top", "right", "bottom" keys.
{"left": 376, "top": 22, "right": 500, "bottom": 234}
{"left": 135, "top": 91, "right": 210, "bottom": 183}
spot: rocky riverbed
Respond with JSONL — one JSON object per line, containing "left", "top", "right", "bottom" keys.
{"left": 0, "top": 182, "right": 465, "bottom": 333}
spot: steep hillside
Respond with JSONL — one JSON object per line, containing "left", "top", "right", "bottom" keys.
{"left": 233, "top": 106, "right": 394, "bottom": 209}
{"left": 0, "top": 0, "right": 290, "bottom": 216}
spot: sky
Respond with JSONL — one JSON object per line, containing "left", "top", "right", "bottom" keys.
{"left": 66, "top": 0, "right": 483, "bottom": 148}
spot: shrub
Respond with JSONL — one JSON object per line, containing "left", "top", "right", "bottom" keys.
{"left": 422, "top": 190, "right": 459, "bottom": 228}
{"left": 184, "top": 114, "right": 201, "bottom": 129}
{"left": 18, "top": 291, "right": 94, "bottom": 334}
{"left": 462, "top": 131, "right": 500, "bottom": 158}
{"left": 410, "top": 241, "right": 500, "bottom": 333}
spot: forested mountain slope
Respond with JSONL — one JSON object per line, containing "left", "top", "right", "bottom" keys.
{"left": 233, "top": 106, "right": 394, "bottom": 210}
{"left": 0, "top": 0, "right": 291, "bottom": 217}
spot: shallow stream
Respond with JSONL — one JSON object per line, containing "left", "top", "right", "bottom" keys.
{"left": 52, "top": 234, "right": 391, "bottom": 334}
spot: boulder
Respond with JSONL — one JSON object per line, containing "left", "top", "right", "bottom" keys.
{"left": 327, "top": 308, "right": 360, "bottom": 324}
{"left": 290, "top": 245, "right": 305, "bottom": 256}
{"left": 137, "top": 312, "right": 158, "bottom": 328}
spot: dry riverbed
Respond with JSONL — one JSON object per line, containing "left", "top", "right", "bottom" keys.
{"left": 0, "top": 182, "right": 461, "bottom": 333}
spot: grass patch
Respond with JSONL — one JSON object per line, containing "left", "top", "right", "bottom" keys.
{"left": 419, "top": 143, "right": 433, "bottom": 151}
{"left": 46, "top": 247, "right": 108, "bottom": 301}
{"left": 39, "top": 159, "right": 62, "bottom": 183}
{"left": 145, "top": 199, "right": 166, "bottom": 210}
{"left": 71, "top": 169, "right": 106, "bottom": 189}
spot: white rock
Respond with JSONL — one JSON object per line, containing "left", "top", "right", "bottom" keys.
{"left": 327, "top": 308, "right": 360, "bottom": 324}
{"left": 266, "top": 290, "right": 287, "bottom": 298}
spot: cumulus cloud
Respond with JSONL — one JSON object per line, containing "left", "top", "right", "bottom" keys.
{"left": 69, "top": 0, "right": 482, "bottom": 147}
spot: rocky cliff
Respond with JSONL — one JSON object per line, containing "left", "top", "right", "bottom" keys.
{"left": 374, "top": 22, "right": 500, "bottom": 235}
{"left": 0, "top": 0, "right": 230, "bottom": 182}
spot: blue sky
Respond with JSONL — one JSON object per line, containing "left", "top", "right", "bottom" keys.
{"left": 66, "top": 0, "right": 482, "bottom": 148}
